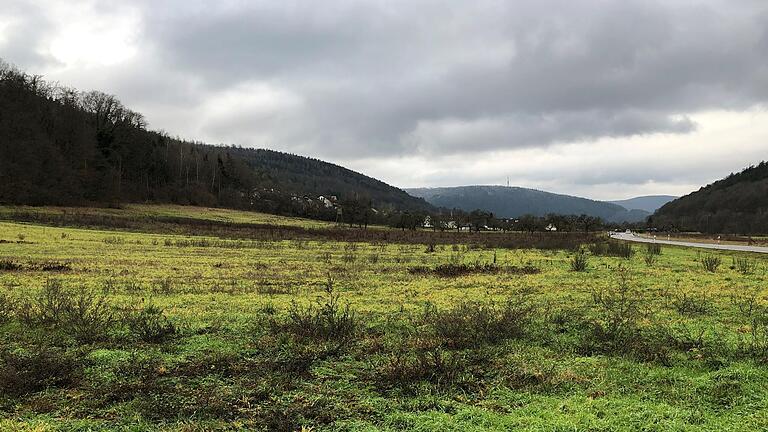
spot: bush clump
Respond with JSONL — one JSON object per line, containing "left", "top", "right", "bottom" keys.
{"left": 124, "top": 304, "right": 179, "bottom": 343}
{"left": 646, "top": 243, "right": 662, "bottom": 255}
{"left": 272, "top": 276, "right": 357, "bottom": 342}
{"left": 0, "top": 259, "right": 22, "bottom": 271}
{"left": 589, "top": 241, "right": 634, "bottom": 258}
{"left": 423, "top": 295, "right": 536, "bottom": 349}
{"left": 16, "top": 280, "right": 114, "bottom": 343}
{"left": 701, "top": 255, "right": 722, "bottom": 272}
{"left": 409, "top": 263, "right": 539, "bottom": 277}
{"left": 734, "top": 257, "right": 757, "bottom": 275}
{"left": 570, "top": 250, "right": 588, "bottom": 272}
{"left": 0, "top": 345, "right": 82, "bottom": 397}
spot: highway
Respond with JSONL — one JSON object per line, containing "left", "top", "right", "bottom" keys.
{"left": 610, "top": 232, "right": 768, "bottom": 254}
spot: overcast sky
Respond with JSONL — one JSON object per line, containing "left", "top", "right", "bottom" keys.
{"left": 3, "top": 0, "right": 768, "bottom": 200}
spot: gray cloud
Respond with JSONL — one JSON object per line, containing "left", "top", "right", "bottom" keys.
{"left": 3, "top": 0, "right": 768, "bottom": 197}
{"left": 0, "top": 1, "right": 59, "bottom": 68}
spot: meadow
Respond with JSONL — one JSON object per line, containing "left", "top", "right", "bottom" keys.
{"left": 1, "top": 207, "right": 768, "bottom": 431}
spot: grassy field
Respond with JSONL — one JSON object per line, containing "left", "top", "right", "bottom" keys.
{"left": 1, "top": 207, "right": 768, "bottom": 431}
{"left": 0, "top": 204, "right": 338, "bottom": 229}
{"left": 638, "top": 232, "right": 768, "bottom": 247}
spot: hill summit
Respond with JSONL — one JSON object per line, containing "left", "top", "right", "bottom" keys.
{"left": 406, "top": 185, "right": 649, "bottom": 222}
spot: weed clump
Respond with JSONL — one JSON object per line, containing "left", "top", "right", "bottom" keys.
{"left": 0, "top": 345, "right": 82, "bottom": 397}
{"left": 646, "top": 243, "right": 662, "bottom": 255}
{"left": 409, "top": 263, "right": 539, "bottom": 277}
{"left": 0, "top": 260, "right": 71, "bottom": 272}
{"left": 570, "top": 250, "right": 588, "bottom": 272}
{"left": 734, "top": 257, "right": 757, "bottom": 275}
{"left": 671, "top": 290, "right": 712, "bottom": 316}
{"left": 0, "top": 259, "right": 22, "bottom": 271}
{"left": 377, "top": 345, "right": 467, "bottom": 390}
{"left": 589, "top": 241, "right": 634, "bottom": 258}
{"left": 103, "top": 236, "right": 125, "bottom": 245}
{"left": 585, "top": 267, "right": 671, "bottom": 363}
{"left": 701, "top": 255, "right": 722, "bottom": 272}
{"left": 272, "top": 276, "right": 357, "bottom": 342}
{"left": 423, "top": 296, "right": 536, "bottom": 349}
{"left": 123, "top": 304, "right": 179, "bottom": 343}
{"left": 17, "top": 280, "right": 112, "bottom": 342}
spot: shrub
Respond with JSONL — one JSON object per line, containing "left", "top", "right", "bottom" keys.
{"left": 671, "top": 290, "right": 712, "bottom": 316}
{"left": 646, "top": 243, "right": 662, "bottom": 255}
{"left": 17, "top": 280, "right": 114, "bottom": 342}
{"left": 701, "top": 255, "right": 722, "bottom": 272}
{"left": 591, "top": 268, "right": 644, "bottom": 336}
{"left": 423, "top": 295, "right": 536, "bottom": 349}
{"left": 644, "top": 251, "right": 657, "bottom": 267}
{"left": 319, "top": 251, "right": 332, "bottom": 264}
{"left": 37, "top": 261, "right": 72, "bottom": 272}
{"left": 409, "top": 262, "right": 538, "bottom": 277}
{"left": 274, "top": 276, "right": 357, "bottom": 342}
{"left": 734, "top": 257, "right": 757, "bottom": 275}
{"left": 586, "top": 267, "right": 657, "bottom": 360}
{"left": 103, "top": 236, "right": 125, "bottom": 245}
{"left": 570, "top": 250, "right": 588, "bottom": 272}
{"left": 409, "top": 263, "right": 497, "bottom": 277}
{"left": 124, "top": 304, "right": 178, "bottom": 343}
{"left": 17, "top": 279, "right": 71, "bottom": 325}
{"left": 377, "top": 345, "right": 465, "bottom": 389}
{"left": 731, "top": 287, "right": 762, "bottom": 318}
{"left": 65, "top": 286, "right": 115, "bottom": 343}
{"left": 589, "top": 241, "right": 634, "bottom": 258}
{"left": 0, "top": 259, "right": 22, "bottom": 271}
{"left": 738, "top": 309, "right": 768, "bottom": 360}
{"left": 0, "top": 346, "right": 82, "bottom": 397}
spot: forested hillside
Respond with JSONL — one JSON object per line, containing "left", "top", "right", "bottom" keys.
{"left": 0, "top": 61, "right": 431, "bottom": 221}
{"left": 406, "top": 185, "right": 649, "bottom": 223}
{"left": 651, "top": 162, "right": 768, "bottom": 234}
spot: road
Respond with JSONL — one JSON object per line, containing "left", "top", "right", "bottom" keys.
{"left": 610, "top": 232, "right": 768, "bottom": 254}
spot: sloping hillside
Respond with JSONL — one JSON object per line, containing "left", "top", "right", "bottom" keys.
{"left": 652, "top": 162, "right": 768, "bottom": 233}
{"left": 0, "top": 61, "right": 431, "bottom": 219}
{"left": 609, "top": 195, "right": 677, "bottom": 213}
{"left": 406, "top": 185, "right": 648, "bottom": 222}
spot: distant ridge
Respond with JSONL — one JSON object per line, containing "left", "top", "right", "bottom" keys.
{"left": 609, "top": 195, "right": 677, "bottom": 213}
{"left": 406, "top": 185, "right": 649, "bottom": 223}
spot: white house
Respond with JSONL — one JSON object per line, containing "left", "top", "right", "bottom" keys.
{"left": 318, "top": 196, "right": 335, "bottom": 208}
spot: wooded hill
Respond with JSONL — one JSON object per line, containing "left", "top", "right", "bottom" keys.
{"left": 0, "top": 61, "right": 432, "bottom": 222}
{"left": 651, "top": 162, "right": 768, "bottom": 234}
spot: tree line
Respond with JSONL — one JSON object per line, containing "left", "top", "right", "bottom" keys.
{"left": 0, "top": 60, "right": 430, "bottom": 220}
{"left": 0, "top": 60, "right": 635, "bottom": 233}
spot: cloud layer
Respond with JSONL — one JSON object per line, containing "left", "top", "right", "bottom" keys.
{"left": 2, "top": 0, "right": 768, "bottom": 198}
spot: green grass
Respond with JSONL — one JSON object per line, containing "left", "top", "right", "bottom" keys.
{"left": 0, "top": 203, "right": 337, "bottom": 229}
{"left": 1, "top": 210, "right": 768, "bottom": 431}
